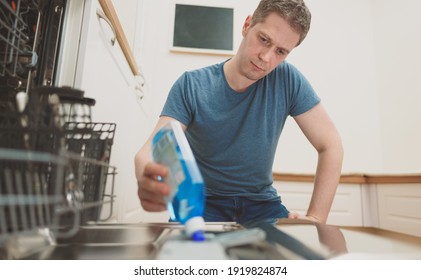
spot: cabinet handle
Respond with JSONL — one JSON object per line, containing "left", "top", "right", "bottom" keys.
{"left": 98, "top": 0, "right": 140, "bottom": 77}
{"left": 96, "top": 9, "right": 116, "bottom": 46}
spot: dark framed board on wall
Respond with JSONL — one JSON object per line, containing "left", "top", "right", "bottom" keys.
{"left": 170, "top": 3, "right": 234, "bottom": 55}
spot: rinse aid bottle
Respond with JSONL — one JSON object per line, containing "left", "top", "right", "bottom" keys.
{"left": 151, "top": 121, "right": 206, "bottom": 241}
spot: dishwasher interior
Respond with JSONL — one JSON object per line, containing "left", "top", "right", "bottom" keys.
{"left": 1, "top": 0, "right": 118, "bottom": 259}
{"left": 0, "top": 0, "right": 67, "bottom": 91}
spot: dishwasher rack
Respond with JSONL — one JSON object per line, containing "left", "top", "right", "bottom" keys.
{"left": 0, "top": 148, "right": 117, "bottom": 259}
{"left": 0, "top": 148, "right": 68, "bottom": 259}
{"left": 0, "top": 0, "right": 34, "bottom": 78}
{"left": 0, "top": 86, "right": 117, "bottom": 259}
{"left": 1, "top": 0, "right": 67, "bottom": 92}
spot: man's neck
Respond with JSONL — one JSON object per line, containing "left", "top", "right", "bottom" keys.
{"left": 223, "top": 58, "right": 255, "bottom": 93}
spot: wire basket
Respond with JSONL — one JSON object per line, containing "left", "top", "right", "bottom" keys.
{"left": 63, "top": 122, "right": 117, "bottom": 223}
{"left": 0, "top": 148, "right": 73, "bottom": 259}
{"left": 0, "top": 148, "right": 117, "bottom": 259}
{"left": 0, "top": 87, "right": 116, "bottom": 225}
{"left": 0, "top": 86, "right": 97, "bottom": 154}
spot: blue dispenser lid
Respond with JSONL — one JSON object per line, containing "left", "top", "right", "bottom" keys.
{"left": 191, "top": 230, "right": 206, "bottom": 242}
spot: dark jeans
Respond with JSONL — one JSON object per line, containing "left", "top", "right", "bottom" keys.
{"left": 204, "top": 196, "right": 289, "bottom": 225}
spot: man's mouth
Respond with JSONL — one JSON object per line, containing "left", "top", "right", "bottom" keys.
{"left": 251, "top": 61, "right": 265, "bottom": 72}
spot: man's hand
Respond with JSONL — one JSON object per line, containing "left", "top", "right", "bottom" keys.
{"left": 288, "top": 212, "right": 322, "bottom": 223}
{"left": 135, "top": 116, "right": 187, "bottom": 212}
{"left": 137, "top": 162, "right": 170, "bottom": 212}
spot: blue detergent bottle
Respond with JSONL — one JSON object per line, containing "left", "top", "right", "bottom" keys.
{"left": 151, "top": 121, "right": 205, "bottom": 241}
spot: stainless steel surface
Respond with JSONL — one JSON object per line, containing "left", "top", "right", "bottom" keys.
{"left": 9, "top": 221, "right": 421, "bottom": 260}
{"left": 22, "top": 224, "right": 169, "bottom": 260}
{"left": 275, "top": 220, "right": 421, "bottom": 259}
{"left": 26, "top": 243, "right": 158, "bottom": 260}
{"left": 16, "top": 222, "right": 329, "bottom": 260}
{"left": 57, "top": 224, "right": 168, "bottom": 245}
{"left": 21, "top": 222, "right": 274, "bottom": 260}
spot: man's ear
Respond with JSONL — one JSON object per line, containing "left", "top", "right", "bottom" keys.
{"left": 242, "top": 15, "right": 252, "bottom": 35}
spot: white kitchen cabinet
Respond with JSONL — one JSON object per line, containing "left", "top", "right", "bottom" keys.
{"left": 377, "top": 184, "right": 421, "bottom": 237}
{"left": 274, "top": 175, "right": 421, "bottom": 238}
{"left": 273, "top": 181, "right": 365, "bottom": 226}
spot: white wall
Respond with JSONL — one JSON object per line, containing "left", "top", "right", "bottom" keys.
{"left": 371, "top": 0, "right": 421, "bottom": 173}
{"left": 275, "top": 0, "right": 383, "bottom": 173}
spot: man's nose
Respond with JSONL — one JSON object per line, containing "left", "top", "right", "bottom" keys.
{"left": 258, "top": 47, "right": 273, "bottom": 63}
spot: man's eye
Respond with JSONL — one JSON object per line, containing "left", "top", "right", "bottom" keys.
{"left": 277, "top": 49, "right": 286, "bottom": 56}
{"left": 259, "top": 36, "right": 269, "bottom": 44}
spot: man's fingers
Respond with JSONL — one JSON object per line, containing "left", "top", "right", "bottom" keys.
{"left": 139, "top": 177, "right": 169, "bottom": 195}
{"left": 143, "top": 162, "right": 168, "bottom": 178}
{"left": 140, "top": 198, "right": 167, "bottom": 212}
{"left": 137, "top": 186, "right": 167, "bottom": 211}
{"left": 288, "top": 212, "right": 300, "bottom": 219}
{"left": 137, "top": 162, "right": 170, "bottom": 212}
{"left": 138, "top": 186, "right": 166, "bottom": 203}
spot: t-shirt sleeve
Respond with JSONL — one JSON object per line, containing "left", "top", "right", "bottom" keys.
{"left": 160, "top": 72, "right": 193, "bottom": 126}
{"left": 285, "top": 63, "right": 321, "bottom": 117}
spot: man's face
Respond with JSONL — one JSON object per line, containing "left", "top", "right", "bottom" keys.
{"left": 237, "top": 12, "right": 300, "bottom": 81}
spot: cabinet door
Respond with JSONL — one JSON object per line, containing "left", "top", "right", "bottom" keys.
{"left": 73, "top": 0, "right": 152, "bottom": 223}
{"left": 377, "top": 184, "right": 421, "bottom": 237}
{"left": 273, "top": 181, "right": 363, "bottom": 226}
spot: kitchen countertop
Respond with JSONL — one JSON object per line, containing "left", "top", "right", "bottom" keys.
{"left": 273, "top": 172, "right": 421, "bottom": 184}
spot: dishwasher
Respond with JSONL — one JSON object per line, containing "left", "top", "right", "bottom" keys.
{"left": 1, "top": 0, "right": 118, "bottom": 259}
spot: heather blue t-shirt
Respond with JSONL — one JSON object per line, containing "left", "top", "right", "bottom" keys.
{"left": 161, "top": 61, "right": 320, "bottom": 201}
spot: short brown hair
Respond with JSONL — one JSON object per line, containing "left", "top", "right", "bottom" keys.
{"left": 250, "top": 0, "right": 311, "bottom": 46}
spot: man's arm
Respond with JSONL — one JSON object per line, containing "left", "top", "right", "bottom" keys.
{"left": 291, "top": 103, "right": 344, "bottom": 224}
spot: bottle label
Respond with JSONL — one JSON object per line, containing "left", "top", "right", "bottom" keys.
{"left": 152, "top": 131, "right": 186, "bottom": 202}
{"left": 178, "top": 199, "right": 194, "bottom": 220}
{"left": 151, "top": 121, "right": 205, "bottom": 225}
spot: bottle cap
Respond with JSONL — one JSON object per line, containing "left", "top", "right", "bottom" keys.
{"left": 185, "top": 216, "right": 205, "bottom": 241}
{"left": 191, "top": 230, "right": 205, "bottom": 241}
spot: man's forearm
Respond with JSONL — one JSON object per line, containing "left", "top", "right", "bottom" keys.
{"left": 306, "top": 145, "right": 343, "bottom": 223}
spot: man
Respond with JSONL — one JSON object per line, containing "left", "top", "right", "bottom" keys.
{"left": 135, "top": 0, "right": 343, "bottom": 224}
